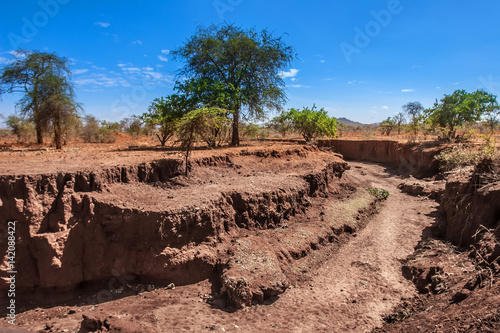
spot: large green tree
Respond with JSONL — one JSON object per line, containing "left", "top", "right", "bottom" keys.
{"left": 0, "top": 50, "right": 79, "bottom": 145}
{"left": 172, "top": 23, "right": 296, "bottom": 146}
{"left": 425, "top": 89, "right": 498, "bottom": 140}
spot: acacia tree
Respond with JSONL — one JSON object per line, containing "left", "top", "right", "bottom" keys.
{"left": 402, "top": 101, "right": 424, "bottom": 136}
{"left": 379, "top": 117, "right": 395, "bottom": 135}
{"left": 173, "top": 23, "right": 296, "bottom": 146}
{"left": 0, "top": 50, "right": 78, "bottom": 144}
{"left": 36, "top": 73, "right": 81, "bottom": 149}
{"left": 482, "top": 103, "right": 500, "bottom": 131}
{"left": 393, "top": 112, "right": 405, "bottom": 134}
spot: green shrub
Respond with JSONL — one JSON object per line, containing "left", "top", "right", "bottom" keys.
{"left": 5, "top": 116, "right": 36, "bottom": 143}
{"left": 367, "top": 188, "right": 390, "bottom": 200}
{"left": 241, "top": 123, "right": 270, "bottom": 140}
{"left": 282, "top": 105, "right": 338, "bottom": 141}
{"left": 81, "top": 116, "right": 117, "bottom": 143}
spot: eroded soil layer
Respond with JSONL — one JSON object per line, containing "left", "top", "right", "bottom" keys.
{"left": 0, "top": 157, "right": 440, "bottom": 333}
{"left": 0, "top": 145, "right": 363, "bottom": 310}
{"left": 376, "top": 158, "right": 500, "bottom": 332}
{"left": 317, "top": 139, "right": 444, "bottom": 178}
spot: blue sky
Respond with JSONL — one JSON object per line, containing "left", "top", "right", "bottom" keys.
{"left": 1, "top": 0, "right": 499, "bottom": 124}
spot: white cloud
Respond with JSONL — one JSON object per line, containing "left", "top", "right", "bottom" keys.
{"left": 161, "top": 49, "right": 170, "bottom": 54}
{"left": 158, "top": 55, "right": 169, "bottom": 62}
{"left": 122, "top": 67, "right": 141, "bottom": 72}
{"left": 382, "top": 106, "right": 389, "bottom": 109}
{"left": 320, "top": 60, "right": 325, "bottom": 63}
{"left": 454, "top": 82, "right": 460, "bottom": 85}
{"left": 94, "top": 22, "right": 110, "bottom": 28}
{"left": 436, "top": 86, "right": 441, "bottom": 89}
{"left": 131, "top": 40, "right": 143, "bottom": 45}
{"left": 280, "top": 68, "right": 299, "bottom": 79}
{"left": 289, "top": 84, "right": 311, "bottom": 88}
{"left": 74, "top": 74, "right": 119, "bottom": 88}
{"left": 7, "top": 50, "right": 25, "bottom": 57}
{"left": 401, "top": 89, "right": 415, "bottom": 92}
{"left": 347, "top": 80, "right": 367, "bottom": 85}
{"left": 290, "top": 78, "right": 296, "bottom": 82}
{"left": 73, "top": 69, "right": 89, "bottom": 75}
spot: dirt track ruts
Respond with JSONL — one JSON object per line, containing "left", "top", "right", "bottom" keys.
{"left": 198, "top": 161, "right": 439, "bottom": 332}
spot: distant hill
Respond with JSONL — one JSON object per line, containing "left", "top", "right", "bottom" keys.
{"left": 336, "top": 117, "right": 367, "bottom": 127}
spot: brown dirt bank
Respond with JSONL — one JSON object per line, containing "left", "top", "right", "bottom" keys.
{"left": 317, "top": 139, "right": 444, "bottom": 178}
{"left": 1, "top": 158, "right": 441, "bottom": 333}
{"left": 1, "top": 145, "right": 369, "bottom": 313}
{"left": 375, "top": 157, "right": 500, "bottom": 332}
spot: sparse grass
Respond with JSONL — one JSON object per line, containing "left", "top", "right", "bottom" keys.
{"left": 435, "top": 136, "right": 497, "bottom": 171}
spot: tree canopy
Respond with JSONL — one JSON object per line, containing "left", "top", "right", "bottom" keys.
{"left": 425, "top": 89, "right": 498, "bottom": 140}
{"left": 0, "top": 50, "right": 80, "bottom": 147}
{"left": 402, "top": 101, "right": 424, "bottom": 135}
{"left": 172, "top": 23, "right": 296, "bottom": 146}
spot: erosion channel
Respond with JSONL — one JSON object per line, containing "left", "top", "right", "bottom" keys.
{"left": 0, "top": 141, "right": 482, "bottom": 332}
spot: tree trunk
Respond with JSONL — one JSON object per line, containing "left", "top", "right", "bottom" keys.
{"left": 54, "top": 124, "right": 62, "bottom": 150}
{"left": 231, "top": 109, "right": 240, "bottom": 146}
{"left": 36, "top": 123, "right": 44, "bottom": 144}
{"left": 53, "top": 110, "right": 63, "bottom": 150}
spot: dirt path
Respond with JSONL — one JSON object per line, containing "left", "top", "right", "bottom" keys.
{"left": 5, "top": 161, "right": 439, "bottom": 333}
{"left": 142, "top": 161, "right": 439, "bottom": 332}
